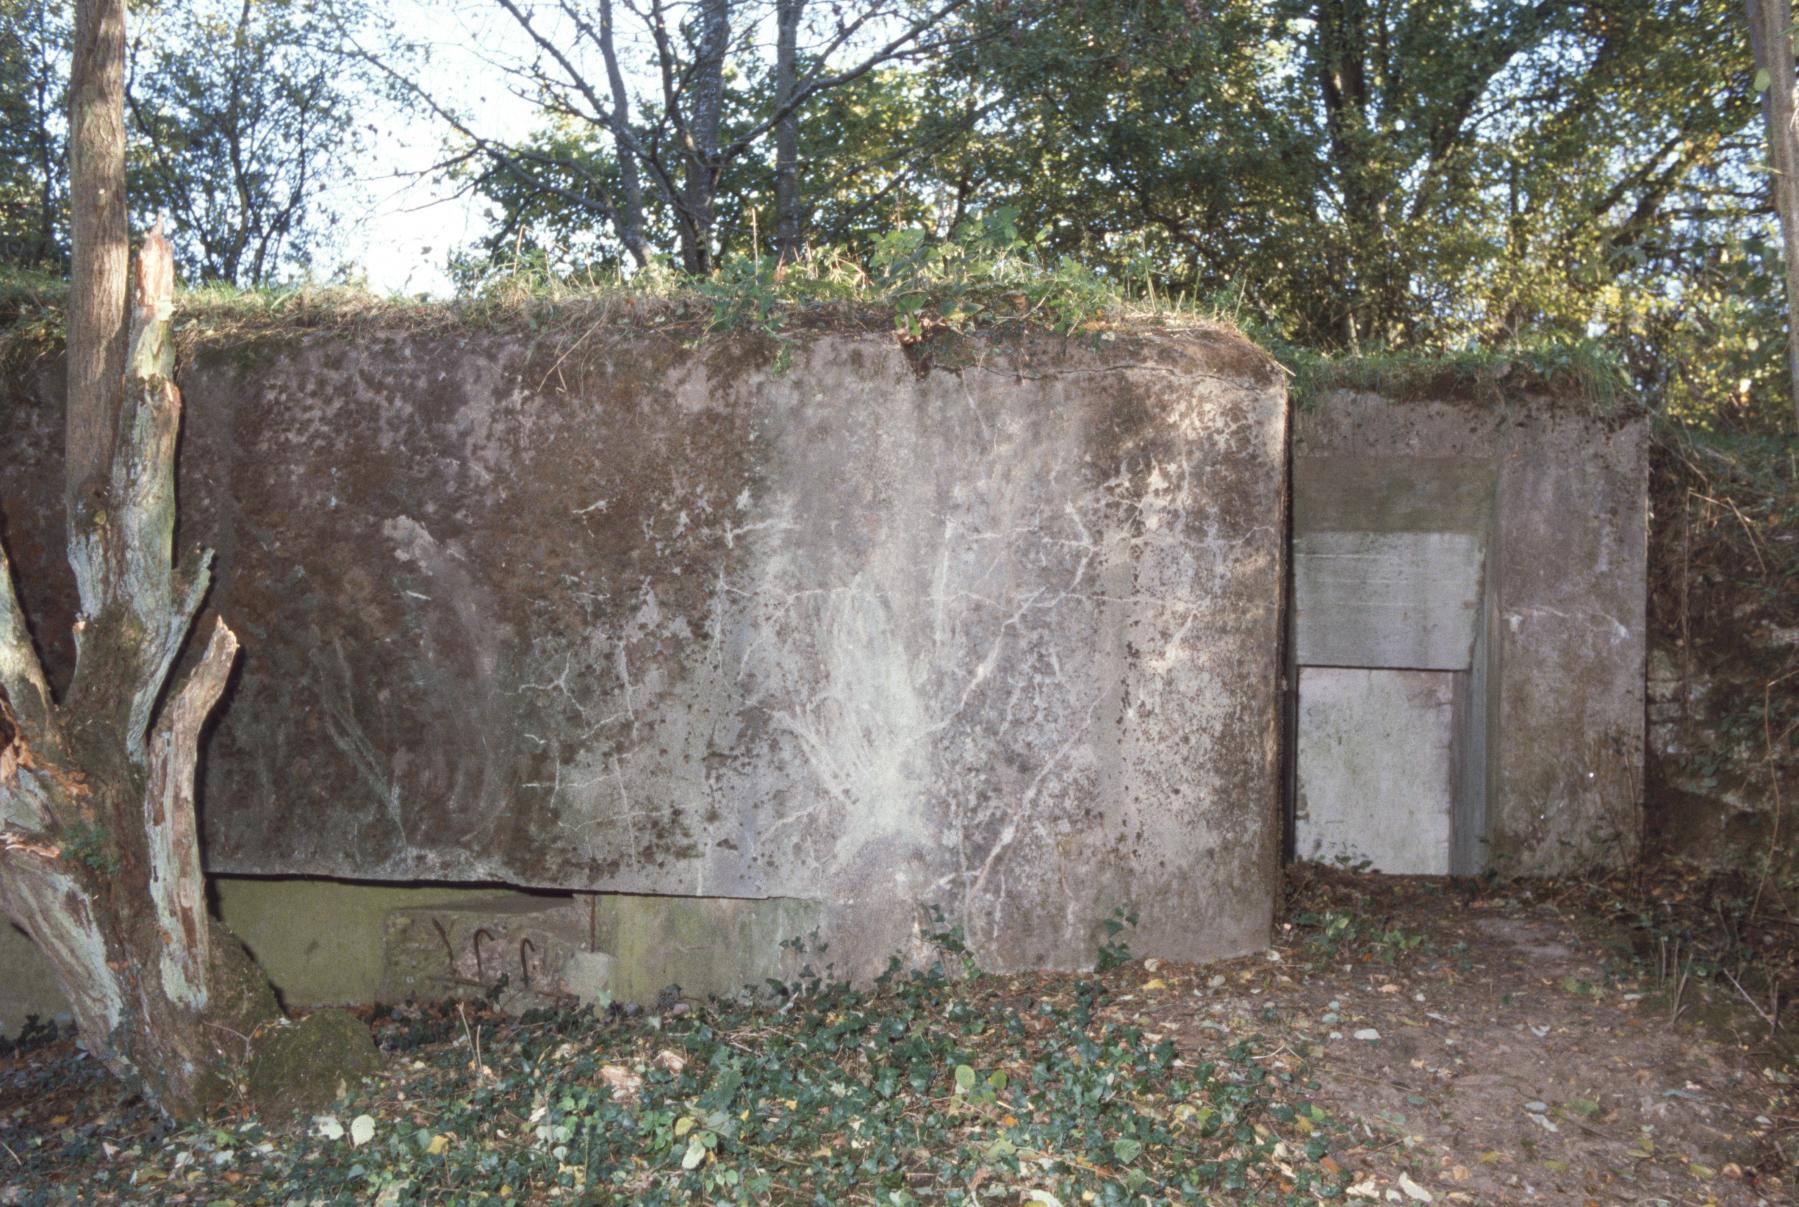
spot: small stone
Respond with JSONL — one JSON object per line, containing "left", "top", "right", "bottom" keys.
{"left": 1354, "top": 1028, "right": 1382, "bottom": 1041}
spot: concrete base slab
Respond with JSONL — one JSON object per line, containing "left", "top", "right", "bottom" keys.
{"left": 380, "top": 895, "right": 588, "bottom": 1010}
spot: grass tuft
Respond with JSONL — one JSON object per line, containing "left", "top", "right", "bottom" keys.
{"left": 1275, "top": 338, "right": 1631, "bottom": 412}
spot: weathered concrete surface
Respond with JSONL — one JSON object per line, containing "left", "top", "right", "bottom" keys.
{"left": 213, "top": 879, "right": 517, "bottom": 1006}
{"left": 3, "top": 880, "right": 828, "bottom": 1033}
{"left": 1296, "top": 667, "right": 1457, "bottom": 873}
{"left": 1294, "top": 392, "right": 1647, "bottom": 872}
{"left": 380, "top": 893, "right": 587, "bottom": 1008}
{"left": 1, "top": 921, "right": 69, "bottom": 1036}
{"left": 1294, "top": 531, "right": 1484, "bottom": 670}
{"left": 1, "top": 322, "right": 1288, "bottom": 973}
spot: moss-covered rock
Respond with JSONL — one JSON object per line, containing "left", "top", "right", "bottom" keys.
{"left": 245, "top": 1008, "right": 379, "bottom": 1119}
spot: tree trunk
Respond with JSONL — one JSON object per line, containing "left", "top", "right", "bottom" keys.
{"left": 66, "top": 0, "right": 129, "bottom": 527}
{"left": 598, "top": 0, "right": 651, "bottom": 268}
{"left": 773, "top": 0, "right": 805, "bottom": 261}
{"left": 0, "top": 0, "right": 282, "bottom": 1122}
{"left": 678, "top": 0, "right": 731, "bottom": 273}
{"left": 1747, "top": 0, "right": 1799, "bottom": 433}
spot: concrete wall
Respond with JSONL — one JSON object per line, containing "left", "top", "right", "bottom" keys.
{"left": 1, "top": 322, "right": 1288, "bottom": 977}
{"left": 1293, "top": 391, "right": 1647, "bottom": 873}
{"left": 3, "top": 878, "right": 832, "bottom": 1036}
{"left": 1, "top": 920, "right": 68, "bottom": 1036}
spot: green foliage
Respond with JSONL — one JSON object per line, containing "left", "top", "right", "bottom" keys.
{"left": 59, "top": 824, "right": 119, "bottom": 876}
{"left": 0, "top": 214, "right": 1244, "bottom": 386}
{"left": 921, "top": 907, "right": 980, "bottom": 981}
{"left": 0, "top": 0, "right": 374, "bottom": 285}
{"left": 1291, "top": 907, "right": 1427, "bottom": 968}
{"left": 125, "top": 0, "right": 372, "bottom": 286}
{"left": 0, "top": 0, "right": 67, "bottom": 271}
{"left": 450, "top": 0, "right": 1790, "bottom": 432}
{"left": 1094, "top": 906, "right": 1139, "bottom": 973}
{"left": 690, "top": 205, "right": 1177, "bottom": 360}
{"left": 1279, "top": 338, "right": 1633, "bottom": 412}
{"left": 53, "top": 965, "right": 1347, "bottom": 1204}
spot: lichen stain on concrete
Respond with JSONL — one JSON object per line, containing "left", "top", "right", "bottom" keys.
{"left": 1, "top": 323, "right": 1288, "bottom": 974}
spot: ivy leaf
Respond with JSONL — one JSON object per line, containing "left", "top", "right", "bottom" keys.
{"left": 1113, "top": 1137, "right": 1142, "bottom": 1164}
{"left": 954, "top": 1064, "right": 976, "bottom": 1092}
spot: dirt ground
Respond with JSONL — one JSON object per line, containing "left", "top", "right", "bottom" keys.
{"left": 1104, "top": 868, "right": 1796, "bottom": 1205}
{"left": 3, "top": 867, "right": 1795, "bottom": 1205}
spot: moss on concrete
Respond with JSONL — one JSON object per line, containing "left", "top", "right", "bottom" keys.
{"left": 594, "top": 895, "right": 824, "bottom": 1003}
{"left": 213, "top": 878, "right": 510, "bottom": 1008}
{"left": 245, "top": 1008, "right": 380, "bottom": 1119}
{"left": 0, "top": 922, "right": 70, "bottom": 1037}
{"left": 1281, "top": 341, "right": 1631, "bottom": 413}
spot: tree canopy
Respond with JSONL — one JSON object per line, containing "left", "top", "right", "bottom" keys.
{"left": 0, "top": 0, "right": 368, "bottom": 287}
{"left": 0, "top": 0, "right": 1789, "bottom": 427}
{"left": 418, "top": 0, "right": 1780, "bottom": 425}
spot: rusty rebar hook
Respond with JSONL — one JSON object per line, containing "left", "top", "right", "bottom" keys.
{"left": 471, "top": 927, "right": 495, "bottom": 986}
{"left": 519, "top": 937, "right": 536, "bottom": 989}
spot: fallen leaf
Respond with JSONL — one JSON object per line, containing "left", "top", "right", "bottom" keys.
{"left": 1398, "top": 1172, "right": 1433, "bottom": 1202}
{"left": 349, "top": 1115, "right": 375, "bottom": 1148}
{"left": 600, "top": 1064, "right": 643, "bottom": 1100}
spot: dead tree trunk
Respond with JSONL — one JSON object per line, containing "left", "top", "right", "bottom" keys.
{"left": 0, "top": 223, "right": 279, "bottom": 1120}
{"left": 0, "top": 0, "right": 280, "bottom": 1122}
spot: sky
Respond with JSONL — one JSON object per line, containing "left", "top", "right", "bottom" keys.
{"left": 321, "top": 2, "right": 546, "bottom": 297}
{"left": 315, "top": 0, "right": 809, "bottom": 296}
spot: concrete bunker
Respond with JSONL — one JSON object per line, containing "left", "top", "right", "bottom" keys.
{"left": 0, "top": 320, "right": 1290, "bottom": 1022}
{"left": 0, "top": 326, "right": 1653, "bottom": 1032}
{"left": 1289, "top": 387, "right": 1649, "bottom": 876}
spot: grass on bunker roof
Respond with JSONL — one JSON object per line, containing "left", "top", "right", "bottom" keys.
{"left": 3, "top": 251, "right": 1623, "bottom": 412}
{"left": 0, "top": 230, "right": 1246, "bottom": 371}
